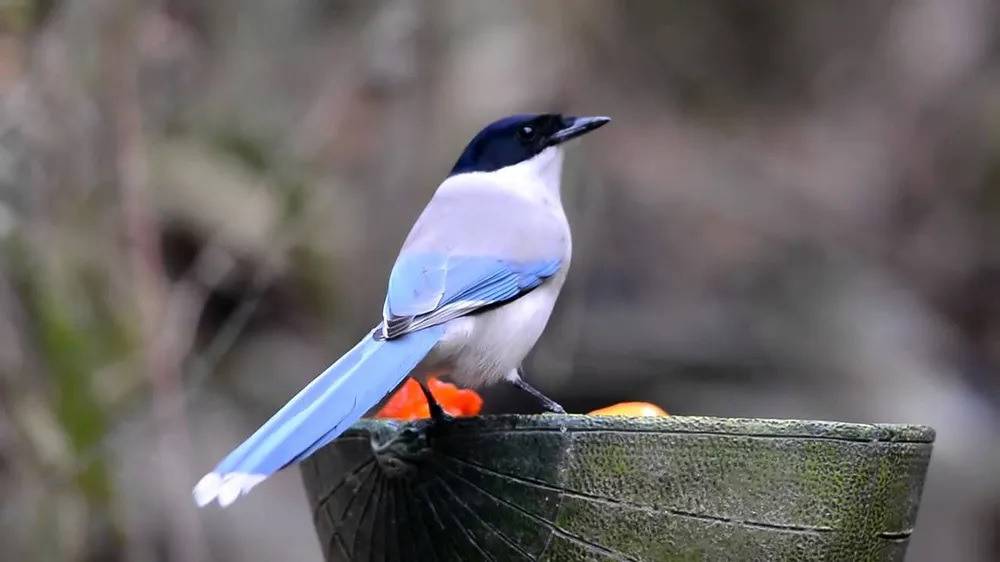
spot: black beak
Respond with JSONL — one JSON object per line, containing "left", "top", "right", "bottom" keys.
{"left": 547, "top": 115, "right": 611, "bottom": 146}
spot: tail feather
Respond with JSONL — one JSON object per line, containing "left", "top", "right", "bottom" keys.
{"left": 193, "top": 326, "right": 444, "bottom": 507}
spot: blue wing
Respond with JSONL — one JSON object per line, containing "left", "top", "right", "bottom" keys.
{"left": 380, "top": 254, "right": 561, "bottom": 339}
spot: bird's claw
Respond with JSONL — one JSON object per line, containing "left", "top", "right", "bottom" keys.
{"left": 416, "top": 379, "right": 455, "bottom": 425}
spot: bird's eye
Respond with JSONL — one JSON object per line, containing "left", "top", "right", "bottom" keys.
{"left": 516, "top": 125, "right": 537, "bottom": 143}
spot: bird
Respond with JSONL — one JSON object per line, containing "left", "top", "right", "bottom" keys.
{"left": 192, "top": 113, "right": 610, "bottom": 507}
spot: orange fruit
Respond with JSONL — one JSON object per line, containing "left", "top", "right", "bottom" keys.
{"left": 588, "top": 402, "right": 669, "bottom": 417}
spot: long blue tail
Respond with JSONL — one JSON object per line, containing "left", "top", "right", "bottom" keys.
{"left": 192, "top": 326, "right": 444, "bottom": 507}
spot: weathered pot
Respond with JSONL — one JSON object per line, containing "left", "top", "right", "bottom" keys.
{"left": 300, "top": 415, "right": 934, "bottom": 561}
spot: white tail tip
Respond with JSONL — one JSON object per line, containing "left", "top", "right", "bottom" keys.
{"left": 193, "top": 472, "right": 267, "bottom": 507}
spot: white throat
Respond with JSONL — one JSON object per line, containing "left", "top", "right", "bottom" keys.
{"left": 497, "top": 146, "right": 563, "bottom": 199}
{"left": 448, "top": 147, "right": 564, "bottom": 205}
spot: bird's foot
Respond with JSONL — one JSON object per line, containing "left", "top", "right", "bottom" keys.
{"left": 417, "top": 379, "right": 456, "bottom": 424}
{"left": 509, "top": 369, "right": 567, "bottom": 414}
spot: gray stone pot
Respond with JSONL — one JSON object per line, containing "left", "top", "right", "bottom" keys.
{"left": 300, "top": 415, "right": 934, "bottom": 561}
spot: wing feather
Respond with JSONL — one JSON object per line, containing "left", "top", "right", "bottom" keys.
{"left": 379, "top": 255, "right": 560, "bottom": 339}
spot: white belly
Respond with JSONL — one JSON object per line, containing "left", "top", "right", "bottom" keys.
{"left": 417, "top": 271, "right": 566, "bottom": 387}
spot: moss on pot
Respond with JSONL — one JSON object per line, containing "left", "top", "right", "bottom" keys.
{"left": 301, "top": 415, "right": 934, "bottom": 562}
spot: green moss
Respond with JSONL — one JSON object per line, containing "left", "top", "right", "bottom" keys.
{"left": 304, "top": 415, "right": 934, "bottom": 561}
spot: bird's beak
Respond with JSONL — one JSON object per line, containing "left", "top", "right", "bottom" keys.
{"left": 547, "top": 115, "right": 611, "bottom": 146}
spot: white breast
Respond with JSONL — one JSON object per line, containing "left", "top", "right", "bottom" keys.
{"left": 412, "top": 146, "right": 572, "bottom": 386}
{"left": 435, "top": 269, "right": 567, "bottom": 387}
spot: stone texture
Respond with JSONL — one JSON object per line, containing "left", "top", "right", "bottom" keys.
{"left": 300, "top": 415, "right": 934, "bottom": 561}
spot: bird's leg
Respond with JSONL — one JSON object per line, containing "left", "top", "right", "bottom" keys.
{"left": 506, "top": 368, "right": 566, "bottom": 414}
{"left": 416, "top": 378, "right": 455, "bottom": 424}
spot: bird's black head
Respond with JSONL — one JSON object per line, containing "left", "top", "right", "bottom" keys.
{"left": 450, "top": 113, "right": 610, "bottom": 176}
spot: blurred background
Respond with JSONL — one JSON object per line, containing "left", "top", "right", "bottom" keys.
{"left": 0, "top": 0, "right": 998, "bottom": 560}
